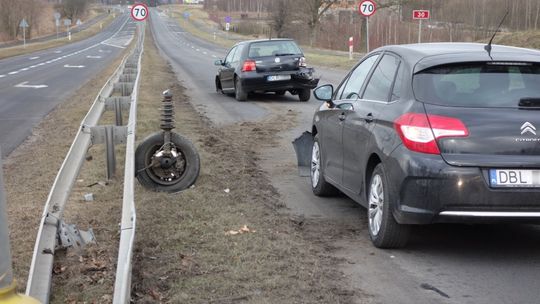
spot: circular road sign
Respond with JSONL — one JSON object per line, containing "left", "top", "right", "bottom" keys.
{"left": 359, "top": 0, "right": 376, "bottom": 17}
{"left": 131, "top": 3, "right": 148, "bottom": 21}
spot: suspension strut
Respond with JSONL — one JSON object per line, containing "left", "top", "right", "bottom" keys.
{"left": 160, "top": 89, "right": 175, "bottom": 150}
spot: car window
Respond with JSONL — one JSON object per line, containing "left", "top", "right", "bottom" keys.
{"left": 224, "top": 46, "right": 237, "bottom": 65}
{"left": 390, "top": 63, "right": 403, "bottom": 102}
{"left": 339, "top": 54, "right": 379, "bottom": 100}
{"left": 248, "top": 40, "right": 302, "bottom": 58}
{"left": 413, "top": 62, "right": 540, "bottom": 108}
{"left": 363, "top": 54, "right": 400, "bottom": 102}
{"left": 231, "top": 45, "right": 243, "bottom": 65}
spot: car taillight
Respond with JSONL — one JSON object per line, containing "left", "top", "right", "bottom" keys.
{"left": 299, "top": 57, "right": 306, "bottom": 67}
{"left": 241, "top": 59, "right": 256, "bottom": 72}
{"left": 394, "top": 113, "right": 469, "bottom": 155}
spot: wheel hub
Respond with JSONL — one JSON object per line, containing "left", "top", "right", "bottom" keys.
{"left": 368, "top": 174, "right": 384, "bottom": 236}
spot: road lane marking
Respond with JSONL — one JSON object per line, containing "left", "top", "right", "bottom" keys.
{"left": 0, "top": 75, "right": 5, "bottom": 78}
{"left": 20, "top": 68, "right": 29, "bottom": 71}
{"left": 29, "top": 56, "right": 39, "bottom": 60}
{"left": 203, "top": 51, "right": 207, "bottom": 55}
{"left": 64, "top": 64, "right": 85, "bottom": 68}
{"left": 86, "top": 55, "right": 102, "bottom": 59}
{"left": 54, "top": 50, "right": 62, "bottom": 53}
{"left": 8, "top": 71, "right": 18, "bottom": 75}
{"left": 15, "top": 81, "right": 48, "bottom": 89}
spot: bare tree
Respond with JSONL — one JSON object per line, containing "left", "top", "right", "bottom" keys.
{"left": 299, "top": 0, "right": 338, "bottom": 46}
{"left": 271, "top": 0, "right": 289, "bottom": 38}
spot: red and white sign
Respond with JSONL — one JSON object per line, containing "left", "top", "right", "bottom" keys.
{"left": 413, "top": 10, "right": 430, "bottom": 20}
{"left": 358, "top": 0, "right": 376, "bottom": 17}
{"left": 131, "top": 3, "right": 148, "bottom": 21}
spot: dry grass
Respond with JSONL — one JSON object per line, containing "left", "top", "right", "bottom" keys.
{"left": 0, "top": 13, "right": 115, "bottom": 60}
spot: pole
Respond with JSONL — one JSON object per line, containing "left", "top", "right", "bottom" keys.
{"left": 22, "top": 27, "right": 26, "bottom": 48}
{"left": 418, "top": 19, "right": 422, "bottom": 43}
{"left": 366, "top": 16, "right": 370, "bottom": 53}
{"left": 0, "top": 147, "right": 39, "bottom": 304}
{"left": 56, "top": 25, "right": 59, "bottom": 39}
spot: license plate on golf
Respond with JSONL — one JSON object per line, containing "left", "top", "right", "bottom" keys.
{"left": 267, "top": 75, "right": 291, "bottom": 81}
{"left": 489, "top": 169, "right": 540, "bottom": 187}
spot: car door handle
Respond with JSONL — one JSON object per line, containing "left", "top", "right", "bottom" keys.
{"left": 364, "top": 113, "right": 374, "bottom": 123}
{"left": 338, "top": 113, "right": 346, "bottom": 121}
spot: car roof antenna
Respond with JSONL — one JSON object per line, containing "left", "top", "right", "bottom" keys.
{"left": 485, "top": 10, "right": 509, "bottom": 60}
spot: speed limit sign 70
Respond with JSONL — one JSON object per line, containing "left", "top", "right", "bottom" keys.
{"left": 359, "top": 0, "right": 376, "bottom": 17}
{"left": 131, "top": 3, "right": 148, "bottom": 21}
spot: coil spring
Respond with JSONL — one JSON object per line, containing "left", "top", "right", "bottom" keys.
{"left": 160, "top": 90, "right": 175, "bottom": 131}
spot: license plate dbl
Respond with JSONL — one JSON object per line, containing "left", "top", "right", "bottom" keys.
{"left": 490, "top": 169, "right": 540, "bottom": 188}
{"left": 267, "top": 75, "right": 291, "bottom": 81}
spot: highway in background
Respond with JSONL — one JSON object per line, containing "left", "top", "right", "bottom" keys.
{"left": 0, "top": 13, "right": 136, "bottom": 157}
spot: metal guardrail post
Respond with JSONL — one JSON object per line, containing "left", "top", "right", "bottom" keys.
{"left": 0, "top": 148, "right": 40, "bottom": 304}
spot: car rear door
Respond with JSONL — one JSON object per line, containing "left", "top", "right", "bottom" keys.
{"left": 342, "top": 53, "right": 402, "bottom": 193}
{"left": 219, "top": 45, "right": 238, "bottom": 91}
{"left": 321, "top": 54, "right": 380, "bottom": 184}
{"left": 414, "top": 61, "right": 540, "bottom": 187}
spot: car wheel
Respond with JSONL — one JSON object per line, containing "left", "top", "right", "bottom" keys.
{"left": 275, "top": 90, "right": 286, "bottom": 96}
{"left": 299, "top": 89, "right": 310, "bottom": 102}
{"left": 367, "top": 163, "right": 410, "bottom": 248}
{"left": 311, "top": 135, "right": 338, "bottom": 196}
{"left": 135, "top": 132, "right": 200, "bottom": 193}
{"left": 235, "top": 77, "right": 248, "bottom": 101}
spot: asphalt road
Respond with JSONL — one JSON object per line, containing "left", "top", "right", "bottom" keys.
{"left": 149, "top": 9, "right": 540, "bottom": 304}
{"left": 0, "top": 13, "right": 136, "bottom": 157}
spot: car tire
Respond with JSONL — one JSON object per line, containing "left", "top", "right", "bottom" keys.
{"left": 235, "top": 77, "right": 248, "bottom": 101}
{"left": 135, "top": 132, "right": 200, "bottom": 193}
{"left": 275, "top": 90, "right": 286, "bottom": 96}
{"left": 299, "top": 89, "right": 311, "bottom": 102}
{"left": 367, "top": 163, "right": 410, "bottom": 248}
{"left": 311, "top": 135, "right": 338, "bottom": 196}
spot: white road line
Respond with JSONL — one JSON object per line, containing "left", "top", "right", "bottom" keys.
{"left": 54, "top": 50, "right": 62, "bottom": 53}
{"left": 20, "top": 68, "right": 29, "bottom": 71}
{"left": 8, "top": 71, "right": 18, "bottom": 75}
{"left": 0, "top": 75, "right": 5, "bottom": 78}
{"left": 203, "top": 51, "right": 207, "bottom": 55}
{"left": 212, "top": 55, "right": 217, "bottom": 58}
{"left": 29, "top": 56, "right": 39, "bottom": 60}
{"left": 15, "top": 81, "right": 48, "bottom": 89}
{"left": 64, "top": 64, "right": 85, "bottom": 68}
{"left": 196, "top": 49, "right": 200, "bottom": 51}
{"left": 101, "top": 41, "right": 126, "bottom": 49}
{"left": 86, "top": 55, "right": 102, "bottom": 59}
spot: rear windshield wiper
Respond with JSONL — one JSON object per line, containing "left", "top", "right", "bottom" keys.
{"left": 274, "top": 53, "right": 297, "bottom": 56}
{"left": 518, "top": 98, "right": 540, "bottom": 108}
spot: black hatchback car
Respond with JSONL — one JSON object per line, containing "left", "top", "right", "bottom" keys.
{"left": 214, "top": 39, "right": 319, "bottom": 101}
{"left": 310, "top": 43, "right": 540, "bottom": 248}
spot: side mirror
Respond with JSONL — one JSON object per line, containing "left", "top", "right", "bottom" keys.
{"left": 313, "top": 84, "right": 334, "bottom": 103}
{"left": 214, "top": 59, "right": 224, "bottom": 66}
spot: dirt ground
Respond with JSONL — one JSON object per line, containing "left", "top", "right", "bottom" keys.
{"left": 4, "top": 26, "right": 363, "bottom": 304}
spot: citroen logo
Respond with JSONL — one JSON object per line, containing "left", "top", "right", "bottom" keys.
{"left": 521, "top": 122, "right": 537, "bottom": 135}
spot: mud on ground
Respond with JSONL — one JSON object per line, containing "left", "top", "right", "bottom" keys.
{"left": 4, "top": 26, "right": 364, "bottom": 303}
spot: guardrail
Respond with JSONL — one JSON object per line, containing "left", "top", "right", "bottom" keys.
{"left": 24, "top": 21, "right": 145, "bottom": 304}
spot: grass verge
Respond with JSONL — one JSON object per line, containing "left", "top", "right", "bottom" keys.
{"left": 0, "top": 13, "right": 115, "bottom": 60}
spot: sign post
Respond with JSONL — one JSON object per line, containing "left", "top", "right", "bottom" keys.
{"left": 225, "top": 16, "right": 231, "bottom": 39}
{"left": 54, "top": 12, "right": 60, "bottom": 39}
{"left": 413, "top": 10, "right": 430, "bottom": 43}
{"left": 130, "top": 3, "right": 149, "bottom": 22}
{"left": 19, "top": 19, "right": 29, "bottom": 48}
{"left": 359, "top": 0, "right": 376, "bottom": 53}
{"left": 348, "top": 36, "right": 354, "bottom": 60}
{"left": 64, "top": 19, "right": 71, "bottom": 41}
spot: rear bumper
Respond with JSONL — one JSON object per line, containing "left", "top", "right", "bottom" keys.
{"left": 240, "top": 67, "right": 319, "bottom": 92}
{"left": 386, "top": 145, "right": 540, "bottom": 224}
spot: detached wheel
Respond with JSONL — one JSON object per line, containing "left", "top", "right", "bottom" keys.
{"left": 311, "top": 135, "right": 338, "bottom": 196}
{"left": 235, "top": 77, "right": 247, "bottom": 101}
{"left": 367, "top": 163, "right": 410, "bottom": 248}
{"left": 299, "top": 89, "right": 311, "bottom": 102}
{"left": 135, "top": 132, "right": 200, "bottom": 193}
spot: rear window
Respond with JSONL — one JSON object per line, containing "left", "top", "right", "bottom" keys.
{"left": 413, "top": 62, "right": 540, "bottom": 108}
{"left": 248, "top": 40, "right": 302, "bottom": 58}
